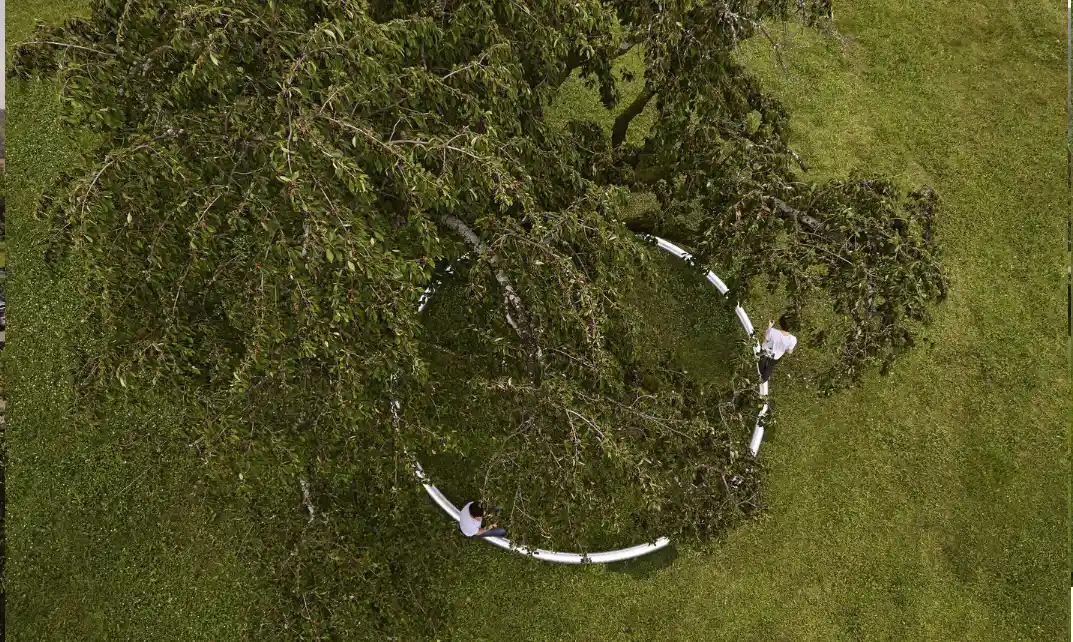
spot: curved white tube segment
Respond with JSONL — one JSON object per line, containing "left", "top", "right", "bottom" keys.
{"left": 406, "top": 235, "right": 771, "bottom": 563}
{"left": 734, "top": 305, "right": 755, "bottom": 336}
{"left": 413, "top": 462, "right": 671, "bottom": 564}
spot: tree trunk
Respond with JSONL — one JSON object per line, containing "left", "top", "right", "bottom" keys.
{"left": 553, "top": 40, "right": 634, "bottom": 91}
{"left": 552, "top": 50, "right": 586, "bottom": 90}
{"left": 611, "top": 86, "right": 656, "bottom": 148}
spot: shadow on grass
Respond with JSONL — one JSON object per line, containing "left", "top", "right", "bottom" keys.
{"left": 603, "top": 541, "right": 679, "bottom": 579}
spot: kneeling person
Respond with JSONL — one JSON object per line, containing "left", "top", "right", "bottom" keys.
{"left": 459, "top": 501, "right": 507, "bottom": 538}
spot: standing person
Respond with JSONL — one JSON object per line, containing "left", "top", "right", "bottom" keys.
{"left": 758, "top": 319, "right": 797, "bottom": 383}
{"left": 458, "top": 501, "right": 506, "bottom": 538}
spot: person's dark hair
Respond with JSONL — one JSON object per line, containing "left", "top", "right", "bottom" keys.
{"left": 778, "top": 311, "right": 797, "bottom": 332}
{"left": 469, "top": 502, "right": 484, "bottom": 518}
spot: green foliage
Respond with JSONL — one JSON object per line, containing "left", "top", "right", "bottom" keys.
{"left": 591, "top": 1, "right": 947, "bottom": 391}
{"left": 12, "top": 0, "right": 945, "bottom": 638}
{"left": 414, "top": 260, "right": 763, "bottom": 550}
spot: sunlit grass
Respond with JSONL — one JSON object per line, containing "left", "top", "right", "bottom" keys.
{"left": 448, "top": 2, "right": 1069, "bottom": 640}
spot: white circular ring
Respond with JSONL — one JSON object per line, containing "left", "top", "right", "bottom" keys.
{"left": 403, "top": 234, "right": 769, "bottom": 563}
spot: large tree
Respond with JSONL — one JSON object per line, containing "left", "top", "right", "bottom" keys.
{"left": 14, "top": 0, "right": 944, "bottom": 637}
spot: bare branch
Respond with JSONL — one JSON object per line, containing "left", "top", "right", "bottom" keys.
{"left": 755, "top": 22, "right": 788, "bottom": 75}
{"left": 439, "top": 214, "right": 544, "bottom": 372}
{"left": 442, "top": 51, "right": 489, "bottom": 80}
{"left": 22, "top": 40, "right": 112, "bottom": 56}
{"left": 788, "top": 148, "right": 808, "bottom": 172}
{"left": 768, "top": 196, "right": 824, "bottom": 233}
{"left": 299, "top": 478, "right": 315, "bottom": 522}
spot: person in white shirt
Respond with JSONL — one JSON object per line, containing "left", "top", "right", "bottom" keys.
{"left": 458, "top": 501, "right": 506, "bottom": 538}
{"left": 759, "top": 320, "right": 797, "bottom": 383}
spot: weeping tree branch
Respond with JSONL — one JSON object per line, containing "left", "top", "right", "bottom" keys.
{"left": 439, "top": 214, "right": 545, "bottom": 375}
{"left": 22, "top": 40, "right": 112, "bottom": 56}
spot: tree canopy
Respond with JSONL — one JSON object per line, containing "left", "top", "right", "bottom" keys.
{"left": 14, "top": 0, "right": 945, "bottom": 637}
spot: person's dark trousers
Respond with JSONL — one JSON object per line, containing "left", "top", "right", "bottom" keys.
{"left": 478, "top": 527, "right": 507, "bottom": 538}
{"left": 759, "top": 354, "right": 776, "bottom": 383}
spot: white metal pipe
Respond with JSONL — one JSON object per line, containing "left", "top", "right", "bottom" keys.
{"left": 734, "top": 304, "right": 754, "bottom": 336}
{"left": 749, "top": 425, "right": 764, "bottom": 456}
{"left": 413, "top": 462, "right": 671, "bottom": 563}
{"left": 649, "top": 235, "right": 690, "bottom": 259}
{"left": 749, "top": 403, "right": 769, "bottom": 456}
{"left": 642, "top": 235, "right": 729, "bottom": 296}
{"left": 705, "top": 271, "right": 730, "bottom": 295}
{"left": 406, "top": 235, "right": 773, "bottom": 562}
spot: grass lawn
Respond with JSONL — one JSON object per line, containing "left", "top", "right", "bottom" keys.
{"left": 442, "top": 2, "right": 1071, "bottom": 641}
{"left": 5, "top": 0, "right": 1070, "bottom": 641}
{"left": 6, "top": 4, "right": 273, "bottom": 641}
